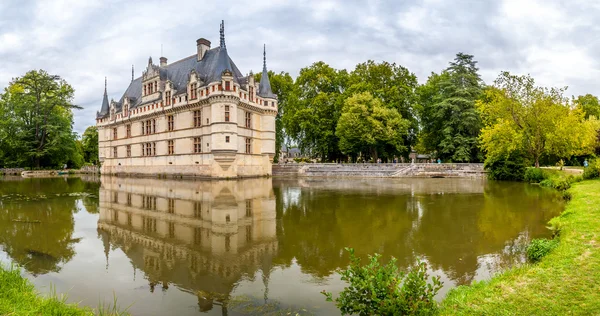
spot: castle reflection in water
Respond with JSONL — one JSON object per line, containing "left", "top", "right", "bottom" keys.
{"left": 97, "top": 176, "right": 277, "bottom": 312}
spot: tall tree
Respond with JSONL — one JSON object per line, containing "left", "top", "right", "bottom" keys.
{"left": 81, "top": 126, "right": 99, "bottom": 165}
{"left": 417, "top": 53, "right": 484, "bottom": 162}
{"left": 255, "top": 71, "right": 294, "bottom": 163}
{"left": 478, "top": 72, "right": 598, "bottom": 167}
{"left": 0, "top": 70, "right": 81, "bottom": 168}
{"left": 336, "top": 92, "right": 409, "bottom": 161}
{"left": 573, "top": 94, "right": 600, "bottom": 119}
{"left": 283, "top": 62, "right": 348, "bottom": 161}
{"left": 346, "top": 61, "right": 418, "bottom": 157}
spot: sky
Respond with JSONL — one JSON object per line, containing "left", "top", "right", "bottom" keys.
{"left": 1, "top": 0, "right": 599, "bottom": 134}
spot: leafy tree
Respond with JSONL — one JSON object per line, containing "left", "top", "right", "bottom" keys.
{"left": 255, "top": 71, "right": 295, "bottom": 163}
{"left": 573, "top": 94, "right": 600, "bottom": 119}
{"left": 336, "top": 92, "right": 409, "bottom": 161}
{"left": 81, "top": 126, "right": 99, "bottom": 165}
{"left": 417, "top": 53, "right": 484, "bottom": 162}
{"left": 346, "top": 61, "right": 419, "bottom": 156}
{"left": 478, "top": 72, "right": 598, "bottom": 168}
{"left": 283, "top": 62, "right": 348, "bottom": 161}
{"left": 0, "top": 70, "right": 81, "bottom": 168}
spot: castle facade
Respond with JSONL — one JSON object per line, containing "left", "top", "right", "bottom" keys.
{"left": 96, "top": 21, "right": 277, "bottom": 178}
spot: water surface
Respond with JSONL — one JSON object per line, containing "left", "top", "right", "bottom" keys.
{"left": 0, "top": 176, "right": 563, "bottom": 315}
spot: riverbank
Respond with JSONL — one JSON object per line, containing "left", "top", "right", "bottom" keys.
{"left": 440, "top": 179, "right": 600, "bottom": 315}
{"left": 0, "top": 265, "right": 126, "bottom": 315}
{"left": 272, "top": 163, "right": 485, "bottom": 178}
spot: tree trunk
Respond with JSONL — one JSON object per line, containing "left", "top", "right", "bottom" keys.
{"left": 535, "top": 156, "right": 540, "bottom": 168}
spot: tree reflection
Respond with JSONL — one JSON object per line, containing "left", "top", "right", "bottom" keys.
{"left": 0, "top": 177, "right": 99, "bottom": 275}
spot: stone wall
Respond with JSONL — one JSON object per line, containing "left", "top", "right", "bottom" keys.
{"left": 0, "top": 168, "right": 25, "bottom": 175}
{"left": 272, "top": 163, "right": 485, "bottom": 178}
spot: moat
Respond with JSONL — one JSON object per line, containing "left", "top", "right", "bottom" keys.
{"left": 0, "top": 176, "right": 564, "bottom": 315}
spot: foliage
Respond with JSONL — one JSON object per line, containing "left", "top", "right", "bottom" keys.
{"left": 583, "top": 159, "right": 600, "bottom": 180}
{"left": 573, "top": 94, "right": 600, "bottom": 119}
{"left": 417, "top": 53, "right": 484, "bottom": 162}
{"left": 346, "top": 60, "right": 419, "bottom": 156}
{"left": 322, "top": 248, "right": 442, "bottom": 316}
{"left": 478, "top": 72, "right": 598, "bottom": 168}
{"left": 283, "top": 62, "right": 348, "bottom": 161}
{"left": 524, "top": 167, "right": 546, "bottom": 183}
{"left": 540, "top": 177, "right": 571, "bottom": 191}
{"left": 0, "top": 70, "right": 81, "bottom": 168}
{"left": 81, "top": 126, "right": 99, "bottom": 165}
{"left": 484, "top": 151, "right": 527, "bottom": 181}
{"left": 336, "top": 92, "right": 409, "bottom": 161}
{"left": 255, "top": 71, "right": 295, "bottom": 163}
{"left": 526, "top": 238, "right": 559, "bottom": 263}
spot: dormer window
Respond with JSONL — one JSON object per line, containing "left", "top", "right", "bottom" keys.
{"left": 166, "top": 91, "right": 171, "bottom": 105}
{"left": 225, "top": 81, "right": 230, "bottom": 91}
{"left": 191, "top": 83, "right": 197, "bottom": 99}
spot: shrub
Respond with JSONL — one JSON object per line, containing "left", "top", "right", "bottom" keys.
{"left": 540, "top": 177, "right": 571, "bottom": 191}
{"left": 524, "top": 167, "right": 546, "bottom": 183}
{"left": 484, "top": 152, "right": 527, "bottom": 181}
{"left": 583, "top": 159, "right": 600, "bottom": 180}
{"left": 526, "top": 238, "right": 558, "bottom": 262}
{"left": 322, "top": 248, "right": 442, "bottom": 316}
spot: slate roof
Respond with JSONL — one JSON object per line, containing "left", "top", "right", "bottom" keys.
{"left": 98, "top": 21, "right": 258, "bottom": 119}
{"left": 258, "top": 45, "right": 276, "bottom": 99}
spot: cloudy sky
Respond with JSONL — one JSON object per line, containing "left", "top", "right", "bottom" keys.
{"left": 0, "top": 0, "right": 599, "bottom": 133}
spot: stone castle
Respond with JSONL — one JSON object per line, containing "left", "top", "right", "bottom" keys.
{"left": 96, "top": 21, "right": 277, "bottom": 178}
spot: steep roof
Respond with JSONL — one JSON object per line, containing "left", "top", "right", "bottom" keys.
{"left": 258, "top": 45, "right": 276, "bottom": 99}
{"left": 97, "top": 78, "right": 109, "bottom": 117}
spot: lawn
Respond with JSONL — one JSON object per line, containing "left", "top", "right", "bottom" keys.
{"left": 440, "top": 179, "right": 600, "bottom": 315}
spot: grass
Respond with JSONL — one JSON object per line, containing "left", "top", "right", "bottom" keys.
{"left": 0, "top": 264, "right": 129, "bottom": 316}
{"left": 439, "top": 179, "right": 600, "bottom": 315}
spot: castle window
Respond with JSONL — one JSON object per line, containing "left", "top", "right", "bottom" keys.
{"left": 245, "top": 200, "right": 252, "bottom": 217}
{"left": 141, "top": 144, "right": 145, "bottom": 156}
{"left": 249, "top": 87, "right": 254, "bottom": 101}
{"left": 127, "top": 193, "right": 132, "bottom": 207}
{"left": 154, "top": 82, "right": 157, "bottom": 92}
{"left": 145, "top": 120, "right": 151, "bottom": 134}
{"left": 153, "top": 142, "right": 156, "bottom": 156}
{"left": 113, "top": 128, "right": 117, "bottom": 140}
{"left": 233, "top": 86, "right": 237, "bottom": 92}
{"left": 212, "top": 85, "right": 215, "bottom": 92}
{"left": 193, "top": 137, "right": 202, "bottom": 153}
{"left": 193, "top": 202, "right": 202, "bottom": 218}
{"left": 224, "top": 105, "right": 230, "bottom": 122}
{"left": 167, "top": 115, "right": 174, "bottom": 131}
{"left": 168, "top": 199, "right": 175, "bottom": 214}
{"left": 153, "top": 119, "right": 156, "bottom": 133}
{"left": 191, "top": 83, "right": 197, "bottom": 99}
{"left": 168, "top": 140, "right": 174, "bottom": 155}
{"left": 245, "top": 138, "right": 251, "bottom": 154}
{"left": 165, "top": 91, "right": 171, "bottom": 105}
{"left": 126, "top": 145, "right": 131, "bottom": 157}
{"left": 141, "top": 121, "right": 145, "bottom": 135}
{"left": 225, "top": 81, "right": 230, "bottom": 91}
{"left": 201, "top": 90, "right": 204, "bottom": 97}
{"left": 225, "top": 136, "right": 230, "bottom": 143}
{"left": 126, "top": 124, "right": 131, "bottom": 138}
{"left": 245, "top": 111, "right": 251, "bottom": 128}
{"left": 113, "top": 147, "right": 118, "bottom": 158}
{"left": 143, "top": 85, "right": 147, "bottom": 95}
{"left": 193, "top": 110, "right": 201, "bottom": 127}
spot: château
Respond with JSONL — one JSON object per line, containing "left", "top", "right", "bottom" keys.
{"left": 96, "top": 21, "right": 277, "bottom": 178}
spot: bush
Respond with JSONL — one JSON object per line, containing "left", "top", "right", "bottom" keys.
{"left": 583, "top": 159, "right": 600, "bottom": 180}
{"left": 524, "top": 167, "right": 547, "bottom": 183}
{"left": 322, "top": 248, "right": 442, "bottom": 316}
{"left": 484, "top": 152, "right": 527, "bottom": 181}
{"left": 540, "top": 177, "right": 571, "bottom": 191}
{"left": 526, "top": 238, "right": 559, "bottom": 262}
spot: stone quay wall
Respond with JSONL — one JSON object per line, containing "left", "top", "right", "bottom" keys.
{"left": 0, "top": 168, "right": 25, "bottom": 175}
{"left": 272, "top": 163, "right": 485, "bottom": 178}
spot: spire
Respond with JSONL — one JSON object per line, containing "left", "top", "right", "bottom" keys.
{"left": 98, "top": 77, "right": 110, "bottom": 118}
{"left": 219, "top": 20, "right": 226, "bottom": 49}
{"left": 258, "top": 45, "right": 276, "bottom": 99}
{"left": 148, "top": 56, "right": 153, "bottom": 65}
{"left": 131, "top": 65, "right": 134, "bottom": 82}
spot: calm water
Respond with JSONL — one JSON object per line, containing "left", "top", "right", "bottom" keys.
{"left": 0, "top": 176, "right": 563, "bottom": 315}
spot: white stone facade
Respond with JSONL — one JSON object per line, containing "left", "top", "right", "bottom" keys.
{"left": 96, "top": 24, "right": 277, "bottom": 179}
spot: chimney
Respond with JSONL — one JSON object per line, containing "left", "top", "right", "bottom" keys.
{"left": 159, "top": 57, "right": 167, "bottom": 67}
{"left": 196, "top": 38, "right": 211, "bottom": 61}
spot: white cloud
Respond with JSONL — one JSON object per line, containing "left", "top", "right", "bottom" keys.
{"left": 0, "top": 0, "right": 599, "bottom": 133}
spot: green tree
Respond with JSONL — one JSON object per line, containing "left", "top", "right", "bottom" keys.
{"left": 478, "top": 72, "right": 598, "bottom": 168}
{"left": 0, "top": 70, "right": 81, "bottom": 168}
{"left": 81, "top": 125, "right": 99, "bottom": 165}
{"left": 283, "top": 62, "right": 348, "bottom": 161}
{"left": 346, "top": 61, "right": 418, "bottom": 157}
{"left": 255, "top": 71, "right": 295, "bottom": 163}
{"left": 417, "top": 53, "right": 484, "bottom": 162}
{"left": 573, "top": 94, "right": 600, "bottom": 119}
{"left": 336, "top": 92, "right": 409, "bottom": 161}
